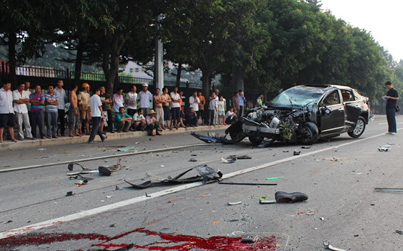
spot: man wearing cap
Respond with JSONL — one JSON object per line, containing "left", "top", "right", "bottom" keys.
{"left": 137, "top": 83, "right": 153, "bottom": 116}
{"left": 384, "top": 81, "right": 399, "bottom": 134}
{"left": 115, "top": 107, "right": 132, "bottom": 132}
{"left": 88, "top": 88, "right": 106, "bottom": 143}
{"left": 0, "top": 81, "right": 17, "bottom": 143}
{"left": 145, "top": 109, "right": 161, "bottom": 136}
{"left": 78, "top": 83, "right": 91, "bottom": 135}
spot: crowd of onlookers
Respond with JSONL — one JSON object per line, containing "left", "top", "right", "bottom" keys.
{"left": 0, "top": 79, "right": 257, "bottom": 143}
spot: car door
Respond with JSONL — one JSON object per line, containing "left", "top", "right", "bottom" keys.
{"left": 320, "top": 90, "right": 345, "bottom": 135}
{"left": 341, "top": 89, "right": 361, "bottom": 125}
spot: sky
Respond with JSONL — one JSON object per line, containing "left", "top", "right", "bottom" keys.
{"left": 320, "top": 0, "right": 403, "bottom": 62}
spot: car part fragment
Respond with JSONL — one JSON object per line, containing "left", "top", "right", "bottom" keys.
{"left": 124, "top": 165, "right": 222, "bottom": 189}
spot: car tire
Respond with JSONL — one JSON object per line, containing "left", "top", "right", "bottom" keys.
{"left": 348, "top": 116, "right": 366, "bottom": 138}
{"left": 226, "top": 120, "right": 245, "bottom": 142}
{"left": 249, "top": 135, "right": 264, "bottom": 145}
{"left": 299, "top": 122, "right": 318, "bottom": 145}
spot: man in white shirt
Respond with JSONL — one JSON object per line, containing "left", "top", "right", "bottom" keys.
{"left": 137, "top": 83, "right": 153, "bottom": 116}
{"left": 13, "top": 82, "right": 33, "bottom": 140}
{"left": 88, "top": 88, "right": 106, "bottom": 143}
{"left": 133, "top": 109, "right": 146, "bottom": 131}
{"left": 125, "top": 85, "right": 137, "bottom": 117}
{"left": 0, "top": 81, "right": 17, "bottom": 142}
{"left": 170, "top": 87, "right": 181, "bottom": 129}
{"left": 54, "top": 80, "right": 67, "bottom": 136}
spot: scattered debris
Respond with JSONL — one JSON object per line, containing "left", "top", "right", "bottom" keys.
{"left": 275, "top": 191, "right": 308, "bottom": 203}
{"left": 74, "top": 180, "right": 88, "bottom": 186}
{"left": 320, "top": 217, "right": 325, "bottom": 221}
{"left": 293, "top": 151, "right": 301, "bottom": 156}
{"left": 189, "top": 158, "right": 197, "bottom": 162}
{"left": 191, "top": 154, "right": 197, "bottom": 156}
{"left": 301, "top": 146, "right": 311, "bottom": 149}
{"left": 219, "top": 181, "right": 276, "bottom": 186}
{"left": 228, "top": 155, "right": 252, "bottom": 159}
{"left": 68, "top": 162, "right": 88, "bottom": 171}
{"left": 191, "top": 132, "right": 240, "bottom": 144}
{"left": 109, "top": 224, "right": 115, "bottom": 228}
{"left": 259, "top": 199, "right": 276, "bottom": 204}
{"left": 115, "top": 186, "right": 123, "bottom": 190}
{"left": 395, "top": 230, "right": 403, "bottom": 235}
{"left": 5, "top": 220, "right": 12, "bottom": 224}
{"left": 38, "top": 148, "right": 46, "bottom": 151}
{"left": 145, "top": 192, "right": 151, "bottom": 197}
{"left": 322, "top": 157, "right": 338, "bottom": 161}
{"left": 125, "top": 165, "right": 222, "bottom": 189}
{"left": 227, "top": 201, "right": 243, "bottom": 206}
{"left": 66, "top": 191, "right": 74, "bottom": 197}
{"left": 221, "top": 157, "right": 236, "bottom": 164}
{"left": 266, "top": 176, "right": 284, "bottom": 180}
{"left": 374, "top": 188, "right": 403, "bottom": 193}
{"left": 323, "top": 241, "right": 346, "bottom": 251}
{"left": 241, "top": 235, "right": 259, "bottom": 243}
{"left": 117, "top": 146, "right": 135, "bottom": 152}
{"left": 378, "top": 145, "right": 391, "bottom": 152}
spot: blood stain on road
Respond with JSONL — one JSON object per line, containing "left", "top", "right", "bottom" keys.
{"left": 0, "top": 227, "right": 278, "bottom": 251}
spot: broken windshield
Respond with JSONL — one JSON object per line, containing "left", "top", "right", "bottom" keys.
{"left": 267, "top": 86, "right": 325, "bottom": 108}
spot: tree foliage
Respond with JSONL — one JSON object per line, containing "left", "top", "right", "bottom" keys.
{"left": 1, "top": 0, "right": 402, "bottom": 106}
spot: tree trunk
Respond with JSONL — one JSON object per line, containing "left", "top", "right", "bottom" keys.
{"left": 176, "top": 63, "right": 182, "bottom": 87}
{"left": 74, "top": 40, "right": 84, "bottom": 86}
{"left": 201, "top": 71, "right": 212, "bottom": 105}
{"left": 8, "top": 32, "right": 17, "bottom": 87}
{"left": 102, "top": 33, "right": 121, "bottom": 93}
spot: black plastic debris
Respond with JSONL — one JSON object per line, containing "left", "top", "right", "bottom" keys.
{"left": 293, "top": 151, "right": 301, "bottom": 156}
{"left": 124, "top": 165, "right": 222, "bottom": 189}
{"left": 191, "top": 132, "right": 240, "bottom": 144}
{"left": 66, "top": 191, "right": 74, "bottom": 197}
{"left": 67, "top": 162, "right": 88, "bottom": 171}
{"left": 241, "top": 235, "right": 259, "bottom": 243}
{"left": 189, "top": 158, "right": 197, "bottom": 162}
{"left": 275, "top": 191, "right": 308, "bottom": 203}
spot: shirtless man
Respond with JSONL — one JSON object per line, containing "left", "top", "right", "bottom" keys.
{"left": 153, "top": 88, "right": 164, "bottom": 130}
{"left": 78, "top": 83, "right": 91, "bottom": 134}
{"left": 68, "top": 84, "right": 81, "bottom": 137}
{"left": 162, "top": 87, "right": 172, "bottom": 130}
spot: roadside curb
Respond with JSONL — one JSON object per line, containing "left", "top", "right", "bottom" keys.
{"left": 0, "top": 125, "right": 228, "bottom": 151}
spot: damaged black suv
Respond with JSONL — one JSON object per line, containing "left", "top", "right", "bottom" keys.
{"left": 238, "top": 84, "right": 370, "bottom": 145}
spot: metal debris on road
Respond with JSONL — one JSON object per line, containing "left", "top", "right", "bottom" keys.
{"left": 374, "top": 188, "right": 403, "bottom": 193}
{"left": 228, "top": 155, "right": 252, "bottom": 159}
{"left": 323, "top": 241, "right": 347, "bottom": 251}
{"left": 125, "top": 165, "right": 222, "bottom": 189}
{"left": 221, "top": 157, "right": 236, "bottom": 164}
{"left": 227, "top": 201, "right": 243, "bottom": 206}
{"left": 378, "top": 145, "right": 391, "bottom": 152}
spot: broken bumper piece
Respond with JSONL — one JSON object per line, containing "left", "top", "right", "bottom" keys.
{"left": 125, "top": 165, "right": 223, "bottom": 189}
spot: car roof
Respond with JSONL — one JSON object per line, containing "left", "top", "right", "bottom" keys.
{"left": 300, "top": 84, "right": 352, "bottom": 91}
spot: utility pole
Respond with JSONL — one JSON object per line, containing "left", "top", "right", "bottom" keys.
{"left": 155, "top": 14, "right": 164, "bottom": 90}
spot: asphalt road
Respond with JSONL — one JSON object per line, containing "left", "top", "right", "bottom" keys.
{"left": 1, "top": 115, "right": 403, "bottom": 251}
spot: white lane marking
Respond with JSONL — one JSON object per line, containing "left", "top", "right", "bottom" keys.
{"left": 0, "top": 131, "right": 393, "bottom": 239}
{"left": 0, "top": 144, "right": 206, "bottom": 173}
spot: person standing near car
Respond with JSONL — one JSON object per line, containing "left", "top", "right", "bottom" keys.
{"left": 385, "top": 81, "right": 399, "bottom": 134}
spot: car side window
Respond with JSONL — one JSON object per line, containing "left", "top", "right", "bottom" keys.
{"left": 323, "top": 90, "right": 340, "bottom": 105}
{"left": 341, "top": 90, "right": 355, "bottom": 102}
